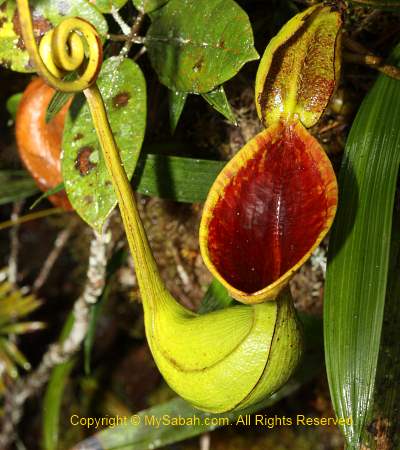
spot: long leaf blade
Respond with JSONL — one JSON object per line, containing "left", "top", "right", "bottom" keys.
{"left": 324, "top": 44, "right": 400, "bottom": 448}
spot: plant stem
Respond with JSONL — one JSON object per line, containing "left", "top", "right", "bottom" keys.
{"left": 83, "top": 86, "right": 168, "bottom": 312}
{"left": 110, "top": 7, "right": 131, "bottom": 36}
{"left": 121, "top": 11, "right": 145, "bottom": 57}
{"left": 8, "top": 201, "right": 24, "bottom": 286}
{"left": 32, "top": 220, "right": 77, "bottom": 293}
{"left": 343, "top": 37, "right": 400, "bottom": 81}
{"left": 0, "top": 208, "right": 64, "bottom": 231}
{"left": 344, "top": 52, "right": 400, "bottom": 81}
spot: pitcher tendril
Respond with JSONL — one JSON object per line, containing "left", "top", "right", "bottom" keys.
{"left": 17, "top": 0, "right": 102, "bottom": 93}
{"left": 16, "top": 0, "right": 305, "bottom": 414}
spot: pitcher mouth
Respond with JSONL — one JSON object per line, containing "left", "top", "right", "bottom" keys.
{"left": 200, "top": 120, "right": 337, "bottom": 303}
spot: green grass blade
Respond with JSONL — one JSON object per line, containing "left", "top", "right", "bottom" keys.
{"left": 197, "top": 278, "right": 234, "bottom": 314}
{"left": 45, "top": 91, "right": 73, "bottom": 123}
{"left": 324, "top": 43, "right": 400, "bottom": 448}
{"left": 29, "top": 183, "right": 64, "bottom": 210}
{"left": 132, "top": 153, "right": 225, "bottom": 202}
{"left": 42, "top": 313, "right": 75, "bottom": 450}
{"left": 360, "top": 202, "right": 400, "bottom": 448}
{"left": 0, "top": 170, "right": 38, "bottom": 205}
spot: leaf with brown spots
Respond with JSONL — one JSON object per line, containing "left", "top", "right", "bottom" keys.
{"left": 75, "top": 147, "right": 97, "bottom": 176}
{"left": 112, "top": 92, "right": 130, "bottom": 108}
{"left": 0, "top": 0, "right": 108, "bottom": 73}
{"left": 62, "top": 57, "right": 146, "bottom": 232}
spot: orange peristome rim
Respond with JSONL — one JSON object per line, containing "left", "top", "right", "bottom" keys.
{"left": 199, "top": 120, "right": 338, "bottom": 304}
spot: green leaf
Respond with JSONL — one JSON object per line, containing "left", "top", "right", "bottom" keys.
{"left": 202, "top": 85, "right": 237, "bottom": 125}
{"left": 349, "top": 0, "right": 400, "bottom": 10}
{"left": 29, "top": 182, "right": 64, "bottom": 210}
{"left": 62, "top": 57, "right": 146, "bottom": 232}
{"left": 46, "top": 92, "right": 73, "bottom": 124}
{"left": 92, "top": 0, "right": 128, "bottom": 13}
{"left": 145, "top": 0, "right": 259, "bottom": 93}
{"left": 360, "top": 202, "right": 400, "bottom": 448}
{"left": 0, "top": 170, "right": 39, "bottom": 205}
{"left": 6, "top": 92, "right": 22, "bottom": 120}
{"left": 324, "top": 44, "right": 400, "bottom": 448}
{"left": 0, "top": 321, "right": 45, "bottom": 334}
{"left": 0, "top": 338, "right": 30, "bottom": 370}
{"left": 132, "top": 153, "right": 225, "bottom": 202}
{"left": 132, "top": 0, "right": 169, "bottom": 13}
{"left": 42, "top": 313, "right": 76, "bottom": 450}
{"left": 0, "top": 0, "right": 108, "bottom": 73}
{"left": 42, "top": 358, "right": 75, "bottom": 450}
{"left": 197, "top": 278, "right": 234, "bottom": 314}
{"left": 168, "top": 90, "right": 187, "bottom": 133}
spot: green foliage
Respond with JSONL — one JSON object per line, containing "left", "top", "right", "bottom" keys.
{"left": 132, "top": 0, "right": 169, "bottom": 13}
{"left": 202, "top": 85, "right": 237, "bottom": 125}
{"left": 360, "top": 206, "right": 400, "bottom": 449}
{"left": 29, "top": 183, "right": 64, "bottom": 210}
{"left": 132, "top": 153, "right": 225, "bottom": 202}
{"left": 324, "top": 43, "right": 400, "bottom": 448}
{"left": 6, "top": 92, "right": 22, "bottom": 120}
{"left": 62, "top": 57, "right": 146, "bottom": 231}
{"left": 42, "top": 312, "right": 75, "bottom": 450}
{"left": 92, "top": 0, "right": 128, "bottom": 13}
{"left": 0, "top": 170, "right": 38, "bottom": 205}
{"left": 168, "top": 90, "right": 187, "bottom": 133}
{"left": 45, "top": 91, "right": 73, "bottom": 123}
{"left": 0, "top": 278, "right": 44, "bottom": 394}
{"left": 0, "top": 0, "right": 107, "bottom": 73}
{"left": 145, "top": 0, "right": 258, "bottom": 94}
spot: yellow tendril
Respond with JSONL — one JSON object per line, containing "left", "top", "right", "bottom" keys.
{"left": 15, "top": 0, "right": 304, "bottom": 414}
{"left": 16, "top": 0, "right": 164, "bottom": 305}
{"left": 17, "top": 0, "right": 102, "bottom": 93}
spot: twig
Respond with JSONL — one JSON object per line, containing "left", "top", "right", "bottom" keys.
{"left": 0, "top": 207, "right": 64, "bottom": 231}
{"left": 133, "top": 45, "right": 147, "bottom": 62}
{"left": 0, "top": 227, "right": 112, "bottom": 449}
{"left": 343, "top": 36, "right": 400, "bottom": 81}
{"left": 344, "top": 52, "right": 400, "bottom": 80}
{"left": 108, "top": 33, "right": 145, "bottom": 44}
{"left": 32, "top": 220, "right": 78, "bottom": 293}
{"left": 8, "top": 201, "right": 24, "bottom": 286}
{"left": 110, "top": 7, "right": 131, "bottom": 36}
{"left": 199, "top": 433, "right": 211, "bottom": 450}
{"left": 121, "top": 11, "right": 145, "bottom": 57}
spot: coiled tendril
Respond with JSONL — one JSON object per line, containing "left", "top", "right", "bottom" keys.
{"left": 17, "top": 0, "right": 102, "bottom": 93}
{"left": 15, "top": 0, "right": 160, "bottom": 292}
{"left": 15, "top": 0, "right": 304, "bottom": 415}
